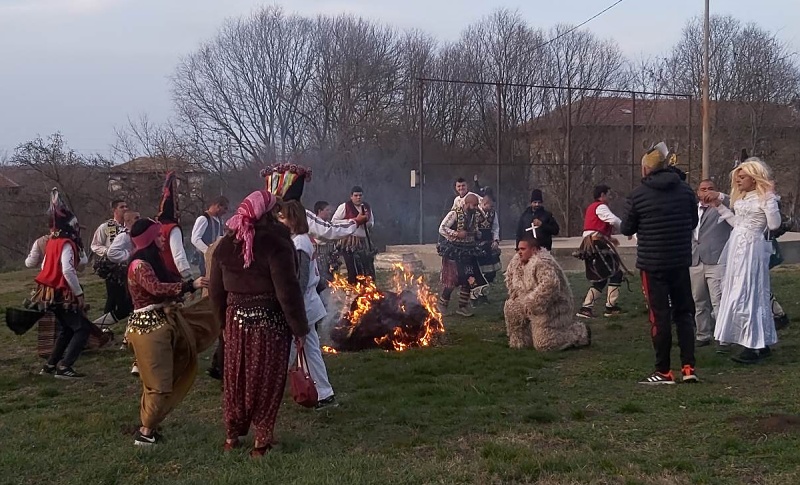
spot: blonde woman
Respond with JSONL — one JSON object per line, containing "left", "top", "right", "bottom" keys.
{"left": 704, "top": 159, "right": 782, "bottom": 363}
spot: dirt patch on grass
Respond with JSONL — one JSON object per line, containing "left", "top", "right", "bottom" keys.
{"left": 729, "top": 413, "right": 800, "bottom": 435}
{"left": 757, "top": 414, "right": 800, "bottom": 434}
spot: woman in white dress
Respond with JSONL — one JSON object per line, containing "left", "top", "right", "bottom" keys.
{"left": 704, "top": 159, "right": 782, "bottom": 363}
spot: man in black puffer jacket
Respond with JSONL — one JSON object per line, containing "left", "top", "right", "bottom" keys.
{"left": 621, "top": 142, "right": 699, "bottom": 386}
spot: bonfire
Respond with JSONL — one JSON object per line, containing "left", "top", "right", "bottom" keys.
{"left": 325, "top": 264, "right": 444, "bottom": 352}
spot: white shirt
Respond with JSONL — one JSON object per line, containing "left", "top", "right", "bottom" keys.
{"left": 332, "top": 203, "right": 374, "bottom": 239}
{"left": 582, "top": 203, "right": 622, "bottom": 237}
{"left": 90, "top": 219, "right": 123, "bottom": 258}
{"left": 190, "top": 214, "right": 223, "bottom": 254}
{"left": 695, "top": 193, "right": 728, "bottom": 241}
{"left": 39, "top": 243, "right": 87, "bottom": 296}
{"left": 452, "top": 192, "right": 482, "bottom": 210}
{"left": 25, "top": 236, "right": 48, "bottom": 268}
{"left": 306, "top": 209, "right": 359, "bottom": 240}
{"left": 292, "top": 234, "right": 327, "bottom": 325}
{"left": 439, "top": 211, "right": 461, "bottom": 241}
{"left": 169, "top": 227, "right": 193, "bottom": 279}
{"left": 107, "top": 231, "right": 134, "bottom": 264}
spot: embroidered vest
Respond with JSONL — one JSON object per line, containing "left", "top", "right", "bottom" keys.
{"left": 449, "top": 207, "right": 476, "bottom": 243}
{"left": 103, "top": 219, "right": 123, "bottom": 245}
{"left": 583, "top": 201, "right": 613, "bottom": 237}
{"left": 343, "top": 201, "right": 371, "bottom": 220}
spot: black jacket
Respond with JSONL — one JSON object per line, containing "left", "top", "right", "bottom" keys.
{"left": 621, "top": 168, "right": 698, "bottom": 271}
{"left": 515, "top": 207, "right": 559, "bottom": 250}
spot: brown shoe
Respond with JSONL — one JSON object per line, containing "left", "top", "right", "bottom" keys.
{"left": 250, "top": 443, "right": 273, "bottom": 458}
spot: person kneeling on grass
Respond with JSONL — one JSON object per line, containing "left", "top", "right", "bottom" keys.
{"left": 503, "top": 233, "right": 591, "bottom": 351}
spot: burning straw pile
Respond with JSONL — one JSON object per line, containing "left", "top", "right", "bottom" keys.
{"left": 325, "top": 264, "right": 444, "bottom": 352}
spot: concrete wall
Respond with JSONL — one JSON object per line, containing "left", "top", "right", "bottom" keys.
{"left": 382, "top": 233, "right": 800, "bottom": 273}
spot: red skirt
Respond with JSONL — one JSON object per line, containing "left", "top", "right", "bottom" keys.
{"left": 440, "top": 257, "right": 459, "bottom": 289}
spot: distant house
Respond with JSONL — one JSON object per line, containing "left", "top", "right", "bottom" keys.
{"left": 0, "top": 173, "right": 21, "bottom": 196}
{"left": 107, "top": 157, "right": 206, "bottom": 196}
{"left": 107, "top": 157, "right": 208, "bottom": 218}
{"left": 523, "top": 97, "right": 800, "bottom": 235}
{"left": 526, "top": 97, "right": 800, "bottom": 172}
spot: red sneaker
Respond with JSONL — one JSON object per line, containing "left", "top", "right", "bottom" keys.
{"left": 681, "top": 365, "right": 699, "bottom": 383}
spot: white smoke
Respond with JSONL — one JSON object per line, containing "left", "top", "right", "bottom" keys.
{"left": 317, "top": 287, "right": 347, "bottom": 346}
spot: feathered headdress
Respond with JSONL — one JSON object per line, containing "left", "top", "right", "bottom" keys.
{"left": 48, "top": 187, "right": 79, "bottom": 239}
{"left": 260, "top": 162, "right": 312, "bottom": 201}
{"left": 157, "top": 171, "right": 179, "bottom": 224}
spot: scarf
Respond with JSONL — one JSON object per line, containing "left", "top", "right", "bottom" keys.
{"left": 226, "top": 190, "right": 277, "bottom": 268}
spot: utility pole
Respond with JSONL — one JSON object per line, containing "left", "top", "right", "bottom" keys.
{"left": 701, "top": 0, "right": 711, "bottom": 179}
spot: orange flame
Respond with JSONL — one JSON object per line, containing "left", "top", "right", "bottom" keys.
{"left": 321, "top": 346, "right": 338, "bottom": 354}
{"left": 328, "top": 264, "right": 444, "bottom": 351}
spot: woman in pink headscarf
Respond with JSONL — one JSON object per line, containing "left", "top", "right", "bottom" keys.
{"left": 209, "top": 190, "right": 309, "bottom": 457}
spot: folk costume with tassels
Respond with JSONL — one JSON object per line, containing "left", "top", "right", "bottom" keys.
{"left": 148, "top": 171, "right": 221, "bottom": 383}
{"left": 437, "top": 203, "right": 488, "bottom": 315}
{"left": 332, "top": 189, "right": 377, "bottom": 285}
{"left": 156, "top": 171, "right": 192, "bottom": 280}
{"left": 573, "top": 188, "right": 631, "bottom": 319}
{"left": 23, "top": 189, "right": 110, "bottom": 376}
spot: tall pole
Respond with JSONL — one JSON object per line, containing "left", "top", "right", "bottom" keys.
{"left": 496, "top": 83, "right": 502, "bottom": 237}
{"left": 701, "top": 0, "right": 711, "bottom": 179}
{"left": 630, "top": 92, "right": 636, "bottom": 192}
{"left": 418, "top": 79, "right": 425, "bottom": 244}
{"left": 565, "top": 86, "right": 572, "bottom": 237}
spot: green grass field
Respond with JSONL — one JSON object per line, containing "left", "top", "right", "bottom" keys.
{"left": 1, "top": 266, "right": 799, "bottom": 484}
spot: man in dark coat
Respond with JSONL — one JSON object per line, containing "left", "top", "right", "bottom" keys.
{"left": 621, "top": 142, "right": 699, "bottom": 386}
{"left": 515, "top": 189, "right": 559, "bottom": 251}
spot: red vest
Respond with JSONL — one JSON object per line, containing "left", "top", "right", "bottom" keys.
{"left": 343, "top": 201, "right": 371, "bottom": 220}
{"left": 35, "top": 238, "right": 79, "bottom": 291}
{"left": 583, "top": 201, "right": 613, "bottom": 237}
{"left": 160, "top": 223, "right": 181, "bottom": 279}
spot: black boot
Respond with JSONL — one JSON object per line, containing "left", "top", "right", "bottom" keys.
{"left": 731, "top": 348, "right": 761, "bottom": 364}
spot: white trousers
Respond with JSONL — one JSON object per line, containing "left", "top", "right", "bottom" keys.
{"left": 690, "top": 263, "right": 723, "bottom": 342}
{"left": 289, "top": 318, "right": 334, "bottom": 401}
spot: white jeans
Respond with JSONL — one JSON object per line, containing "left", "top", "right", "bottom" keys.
{"left": 690, "top": 263, "right": 723, "bottom": 342}
{"left": 289, "top": 318, "right": 334, "bottom": 401}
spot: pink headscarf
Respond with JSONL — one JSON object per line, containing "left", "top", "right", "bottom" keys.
{"left": 226, "top": 190, "right": 277, "bottom": 268}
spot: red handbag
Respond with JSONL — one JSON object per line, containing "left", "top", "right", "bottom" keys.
{"left": 288, "top": 338, "right": 318, "bottom": 408}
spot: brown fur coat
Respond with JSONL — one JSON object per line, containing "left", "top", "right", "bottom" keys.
{"left": 503, "top": 251, "right": 590, "bottom": 351}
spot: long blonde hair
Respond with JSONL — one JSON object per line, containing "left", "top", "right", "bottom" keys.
{"left": 730, "top": 158, "right": 774, "bottom": 202}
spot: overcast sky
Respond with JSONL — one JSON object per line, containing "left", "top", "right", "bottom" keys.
{"left": 0, "top": 0, "right": 797, "bottom": 159}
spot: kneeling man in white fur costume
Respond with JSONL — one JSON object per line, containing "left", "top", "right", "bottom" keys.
{"left": 504, "top": 233, "right": 591, "bottom": 351}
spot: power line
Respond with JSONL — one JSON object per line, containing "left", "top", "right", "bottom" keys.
{"left": 533, "top": 0, "right": 626, "bottom": 50}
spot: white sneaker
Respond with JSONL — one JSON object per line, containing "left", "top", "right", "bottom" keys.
{"left": 131, "top": 364, "right": 140, "bottom": 377}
